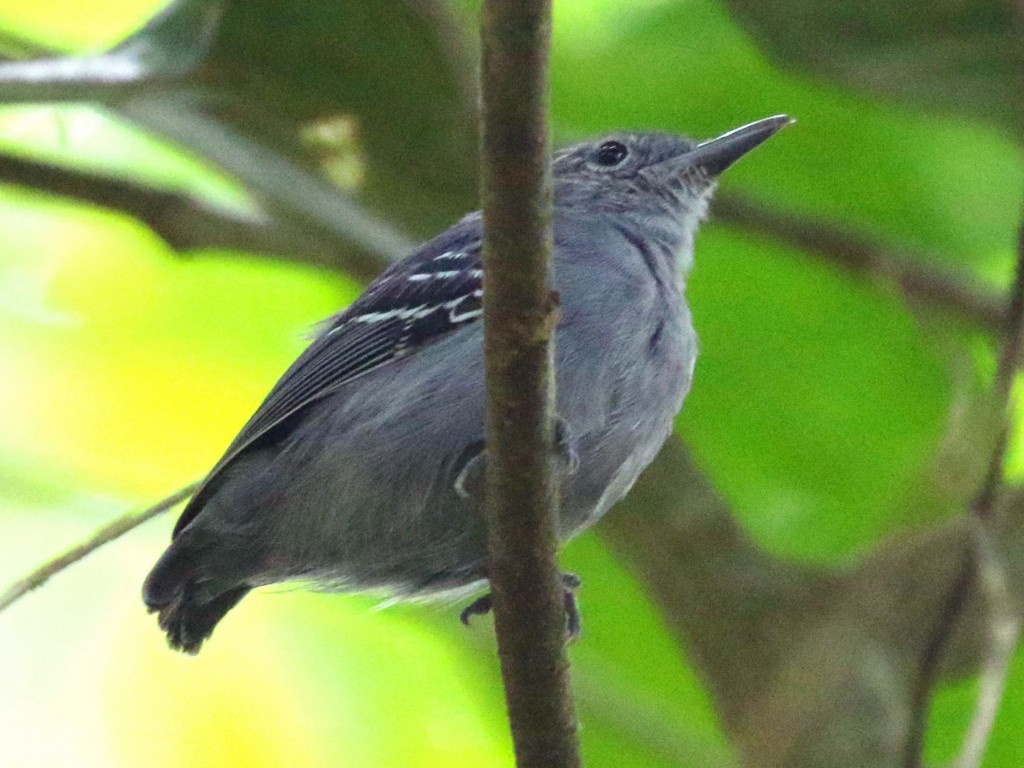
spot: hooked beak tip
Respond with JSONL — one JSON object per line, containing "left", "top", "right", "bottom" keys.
{"left": 691, "top": 114, "right": 793, "bottom": 176}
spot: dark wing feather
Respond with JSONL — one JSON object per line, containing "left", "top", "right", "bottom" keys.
{"left": 173, "top": 214, "right": 484, "bottom": 536}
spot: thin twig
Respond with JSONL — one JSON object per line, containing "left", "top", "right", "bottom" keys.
{"left": 905, "top": 207, "right": 1024, "bottom": 768}
{"left": 480, "top": 0, "right": 581, "bottom": 765}
{"left": 956, "top": 520, "right": 1022, "bottom": 768}
{"left": 951, "top": 211, "right": 1024, "bottom": 768}
{"left": 0, "top": 483, "right": 198, "bottom": 613}
{"left": 969, "top": 213, "right": 1024, "bottom": 518}
{"left": 903, "top": 541, "right": 975, "bottom": 768}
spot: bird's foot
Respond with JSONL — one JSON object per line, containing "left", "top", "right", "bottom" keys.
{"left": 553, "top": 416, "right": 581, "bottom": 475}
{"left": 459, "top": 592, "right": 492, "bottom": 625}
{"left": 454, "top": 441, "right": 485, "bottom": 500}
{"left": 454, "top": 417, "right": 578, "bottom": 500}
{"left": 561, "top": 572, "right": 582, "bottom": 639}
{"left": 460, "top": 572, "right": 583, "bottom": 640}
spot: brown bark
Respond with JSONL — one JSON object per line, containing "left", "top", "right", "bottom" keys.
{"left": 479, "top": 1, "right": 582, "bottom": 766}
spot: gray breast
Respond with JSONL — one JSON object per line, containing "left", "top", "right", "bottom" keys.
{"left": 552, "top": 252, "right": 697, "bottom": 537}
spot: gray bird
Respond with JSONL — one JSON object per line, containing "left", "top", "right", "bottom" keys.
{"left": 143, "top": 115, "right": 791, "bottom": 653}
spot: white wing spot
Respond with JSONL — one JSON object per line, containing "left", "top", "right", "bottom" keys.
{"left": 335, "top": 283, "right": 485, "bottom": 333}
{"left": 351, "top": 305, "right": 430, "bottom": 324}
{"left": 444, "top": 293, "right": 483, "bottom": 323}
{"left": 450, "top": 306, "right": 482, "bottom": 323}
{"left": 432, "top": 250, "right": 468, "bottom": 261}
{"left": 407, "top": 270, "right": 464, "bottom": 282}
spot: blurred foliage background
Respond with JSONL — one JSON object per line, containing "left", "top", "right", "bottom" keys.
{"left": 0, "top": 1, "right": 1021, "bottom": 766}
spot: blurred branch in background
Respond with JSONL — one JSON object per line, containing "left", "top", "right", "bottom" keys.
{"left": 715, "top": 195, "right": 1006, "bottom": 335}
{"left": 0, "top": 0, "right": 223, "bottom": 100}
{"left": 0, "top": 151, "right": 357, "bottom": 270}
{"left": 951, "top": 211, "right": 1024, "bottom": 768}
{"left": 906, "top": 206, "right": 1024, "bottom": 768}
{"left": 957, "top": 521, "right": 1021, "bottom": 768}
{"left": 602, "top": 438, "right": 1024, "bottom": 768}
{"left": 118, "top": 94, "right": 417, "bottom": 266}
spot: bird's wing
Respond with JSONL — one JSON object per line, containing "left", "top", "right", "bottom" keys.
{"left": 174, "top": 215, "right": 484, "bottom": 536}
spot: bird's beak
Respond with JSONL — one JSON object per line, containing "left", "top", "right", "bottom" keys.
{"left": 687, "top": 115, "right": 793, "bottom": 176}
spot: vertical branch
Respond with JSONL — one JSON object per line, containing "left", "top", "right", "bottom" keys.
{"left": 952, "top": 210, "right": 1024, "bottom": 768}
{"left": 956, "top": 520, "right": 1021, "bottom": 768}
{"left": 479, "top": 1, "right": 582, "bottom": 767}
{"left": 905, "top": 207, "right": 1024, "bottom": 768}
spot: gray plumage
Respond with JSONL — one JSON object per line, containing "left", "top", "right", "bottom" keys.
{"left": 143, "top": 115, "right": 791, "bottom": 653}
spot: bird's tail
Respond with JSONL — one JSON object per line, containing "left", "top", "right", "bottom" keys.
{"left": 142, "top": 539, "right": 250, "bottom": 654}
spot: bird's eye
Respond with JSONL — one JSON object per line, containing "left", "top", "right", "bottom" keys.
{"left": 595, "top": 140, "right": 629, "bottom": 167}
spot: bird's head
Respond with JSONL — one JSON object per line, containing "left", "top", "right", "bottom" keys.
{"left": 553, "top": 115, "right": 792, "bottom": 270}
